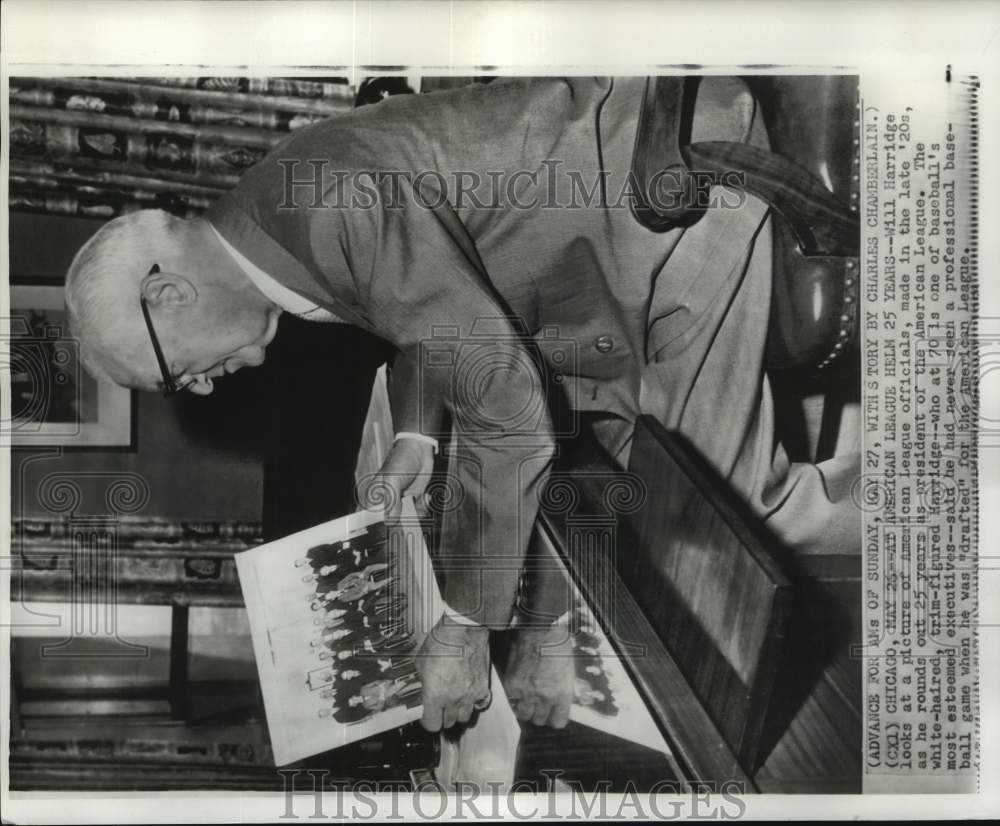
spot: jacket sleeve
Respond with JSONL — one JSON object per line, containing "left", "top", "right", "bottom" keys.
{"left": 332, "top": 173, "right": 557, "bottom": 630}
{"left": 387, "top": 345, "right": 447, "bottom": 443}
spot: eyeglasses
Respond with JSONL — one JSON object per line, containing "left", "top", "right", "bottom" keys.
{"left": 139, "top": 264, "right": 194, "bottom": 396}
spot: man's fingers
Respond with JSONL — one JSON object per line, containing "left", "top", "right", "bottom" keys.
{"left": 532, "top": 702, "right": 552, "bottom": 727}
{"left": 359, "top": 475, "right": 393, "bottom": 507}
{"left": 514, "top": 698, "right": 536, "bottom": 721}
{"left": 421, "top": 704, "right": 444, "bottom": 732}
{"left": 385, "top": 492, "right": 404, "bottom": 520}
{"left": 472, "top": 689, "right": 492, "bottom": 711}
{"left": 361, "top": 476, "right": 406, "bottom": 518}
{"left": 400, "top": 473, "right": 431, "bottom": 499}
{"left": 364, "top": 437, "right": 435, "bottom": 516}
{"left": 550, "top": 702, "right": 571, "bottom": 729}
{"left": 416, "top": 619, "right": 491, "bottom": 732}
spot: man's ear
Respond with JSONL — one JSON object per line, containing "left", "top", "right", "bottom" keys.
{"left": 140, "top": 268, "right": 198, "bottom": 308}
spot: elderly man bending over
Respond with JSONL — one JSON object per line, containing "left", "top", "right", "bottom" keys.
{"left": 65, "top": 76, "right": 860, "bottom": 733}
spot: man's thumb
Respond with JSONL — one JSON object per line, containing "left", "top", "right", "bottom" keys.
{"left": 357, "top": 471, "right": 406, "bottom": 516}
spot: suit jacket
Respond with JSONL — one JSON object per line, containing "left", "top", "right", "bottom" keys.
{"left": 206, "top": 76, "right": 766, "bottom": 628}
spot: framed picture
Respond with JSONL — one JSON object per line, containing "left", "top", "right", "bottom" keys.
{"left": 6, "top": 284, "right": 135, "bottom": 448}
{"left": 235, "top": 500, "right": 445, "bottom": 765}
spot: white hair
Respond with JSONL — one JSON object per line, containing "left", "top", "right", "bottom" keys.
{"left": 65, "top": 209, "right": 189, "bottom": 385}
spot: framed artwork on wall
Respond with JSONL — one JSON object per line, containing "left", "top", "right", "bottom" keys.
{"left": 6, "top": 283, "right": 135, "bottom": 449}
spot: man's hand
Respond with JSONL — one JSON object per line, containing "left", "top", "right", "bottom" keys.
{"left": 415, "top": 617, "right": 490, "bottom": 731}
{"left": 359, "top": 437, "right": 434, "bottom": 518}
{"left": 501, "top": 623, "right": 575, "bottom": 728}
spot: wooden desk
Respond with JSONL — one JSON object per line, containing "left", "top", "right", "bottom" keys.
{"left": 465, "top": 415, "right": 861, "bottom": 794}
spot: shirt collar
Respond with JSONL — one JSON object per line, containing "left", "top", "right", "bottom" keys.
{"left": 208, "top": 222, "right": 340, "bottom": 321}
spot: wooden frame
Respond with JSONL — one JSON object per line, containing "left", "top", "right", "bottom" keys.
{"left": 535, "top": 415, "right": 793, "bottom": 785}
{"left": 623, "top": 417, "right": 791, "bottom": 773}
{"left": 532, "top": 511, "right": 754, "bottom": 789}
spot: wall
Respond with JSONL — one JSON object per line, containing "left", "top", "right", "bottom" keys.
{"left": 10, "top": 212, "right": 266, "bottom": 522}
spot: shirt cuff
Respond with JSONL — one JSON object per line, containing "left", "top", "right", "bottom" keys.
{"left": 394, "top": 432, "right": 439, "bottom": 455}
{"left": 510, "top": 608, "right": 571, "bottom": 628}
{"left": 441, "top": 601, "right": 484, "bottom": 626}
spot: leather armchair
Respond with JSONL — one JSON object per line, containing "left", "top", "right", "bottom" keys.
{"left": 630, "top": 75, "right": 861, "bottom": 379}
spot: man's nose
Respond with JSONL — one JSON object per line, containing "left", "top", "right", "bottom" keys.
{"left": 230, "top": 348, "right": 266, "bottom": 370}
{"left": 186, "top": 375, "right": 215, "bottom": 395}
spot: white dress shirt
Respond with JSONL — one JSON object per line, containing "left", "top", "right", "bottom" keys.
{"left": 209, "top": 223, "right": 440, "bottom": 451}
{"left": 210, "top": 222, "right": 562, "bottom": 627}
{"left": 210, "top": 224, "right": 342, "bottom": 322}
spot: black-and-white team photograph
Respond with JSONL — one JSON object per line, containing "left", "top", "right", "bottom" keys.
{"left": 1, "top": 1, "right": 995, "bottom": 821}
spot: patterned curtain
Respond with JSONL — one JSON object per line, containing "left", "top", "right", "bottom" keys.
{"left": 9, "top": 76, "right": 355, "bottom": 219}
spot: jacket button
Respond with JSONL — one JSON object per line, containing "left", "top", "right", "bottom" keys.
{"left": 594, "top": 335, "right": 614, "bottom": 354}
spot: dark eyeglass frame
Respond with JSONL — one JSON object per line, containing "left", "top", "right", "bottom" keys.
{"left": 139, "top": 264, "right": 193, "bottom": 396}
